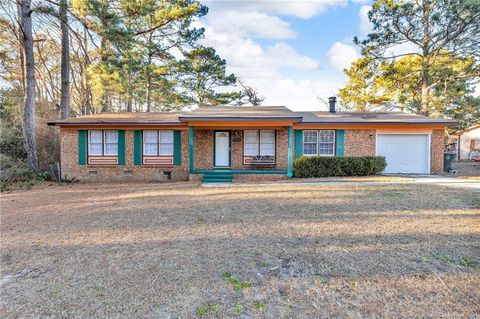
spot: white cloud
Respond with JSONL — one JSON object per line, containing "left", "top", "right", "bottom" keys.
{"left": 193, "top": 0, "right": 368, "bottom": 109}
{"left": 203, "top": 0, "right": 350, "bottom": 19}
{"left": 251, "top": 77, "right": 345, "bottom": 111}
{"left": 202, "top": 10, "right": 297, "bottom": 39}
{"left": 327, "top": 42, "right": 359, "bottom": 71}
{"left": 359, "top": 5, "right": 372, "bottom": 34}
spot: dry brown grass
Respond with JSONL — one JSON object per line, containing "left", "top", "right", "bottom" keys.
{"left": 1, "top": 182, "right": 479, "bottom": 318}
{"left": 460, "top": 176, "right": 480, "bottom": 181}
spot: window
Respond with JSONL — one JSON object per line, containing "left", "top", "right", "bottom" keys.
{"left": 143, "top": 130, "right": 174, "bottom": 156}
{"left": 244, "top": 130, "right": 275, "bottom": 156}
{"left": 318, "top": 130, "right": 335, "bottom": 156}
{"left": 303, "top": 130, "right": 335, "bottom": 156}
{"left": 88, "top": 130, "right": 118, "bottom": 156}
{"left": 303, "top": 130, "right": 318, "bottom": 156}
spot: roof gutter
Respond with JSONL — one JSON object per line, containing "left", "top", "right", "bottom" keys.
{"left": 298, "top": 121, "right": 458, "bottom": 126}
{"left": 47, "top": 121, "right": 184, "bottom": 127}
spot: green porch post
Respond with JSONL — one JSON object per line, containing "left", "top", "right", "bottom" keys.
{"left": 287, "top": 126, "right": 293, "bottom": 178}
{"left": 189, "top": 127, "right": 194, "bottom": 172}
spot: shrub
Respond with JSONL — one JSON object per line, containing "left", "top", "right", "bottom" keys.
{"left": 0, "top": 125, "right": 27, "bottom": 160}
{"left": 294, "top": 156, "right": 387, "bottom": 178}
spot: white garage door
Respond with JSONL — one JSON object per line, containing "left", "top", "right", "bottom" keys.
{"left": 377, "top": 134, "right": 429, "bottom": 174}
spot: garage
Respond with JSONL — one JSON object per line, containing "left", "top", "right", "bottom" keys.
{"left": 377, "top": 134, "right": 430, "bottom": 174}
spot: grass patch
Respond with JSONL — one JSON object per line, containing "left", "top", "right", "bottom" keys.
{"left": 253, "top": 302, "right": 267, "bottom": 311}
{"left": 197, "top": 304, "right": 222, "bottom": 316}
{"left": 436, "top": 255, "right": 480, "bottom": 269}
{"left": 234, "top": 304, "right": 245, "bottom": 314}
{"left": 223, "top": 272, "right": 252, "bottom": 291}
{"left": 314, "top": 276, "right": 328, "bottom": 286}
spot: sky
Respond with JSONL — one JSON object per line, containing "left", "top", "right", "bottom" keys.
{"left": 197, "top": 0, "right": 373, "bottom": 111}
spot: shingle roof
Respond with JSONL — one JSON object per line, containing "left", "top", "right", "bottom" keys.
{"left": 178, "top": 106, "right": 302, "bottom": 121}
{"left": 298, "top": 111, "right": 457, "bottom": 125}
{"left": 49, "top": 112, "right": 183, "bottom": 126}
{"left": 47, "top": 107, "right": 458, "bottom": 126}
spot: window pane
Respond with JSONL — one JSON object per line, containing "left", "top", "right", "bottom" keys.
{"left": 144, "top": 130, "right": 158, "bottom": 143}
{"left": 303, "top": 143, "right": 317, "bottom": 155}
{"left": 244, "top": 144, "right": 258, "bottom": 156}
{"left": 159, "top": 143, "right": 173, "bottom": 155}
{"left": 260, "top": 130, "right": 275, "bottom": 155}
{"left": 260, "top": 144, "right": 275, "bottom": 155}
{"left": 260, "top": 130, "right": 274, "bottom": 143}
{"left": 104, "top": 143, "right": 118, "bottom": 156}
{"left": 319, "top": 130, "right": 334, "bottom": 143}
{"left": 89, "top": 143, "right": 103, "bottom": 156}
{"left": 304, "top": 130, "right": 318, "bottom": 143}
{"left": 159, "top": 130, "right": 173, "bottom": 143}
{"left": 144, "top": 143, "right": 158, "bottom": 155}
{"left": 319, "top": 143, "right": 334, "bottom": 156}
{"left": 244, "top": 130, "right": 259, "bottom": 156}
{"left": 244, "top": 130, "right": 259, "bottom": 143}
{"left": 104, "top": 130, "right": 118, "bottom": 143}
{"left": 89, "top": 130, "right": 102, "bottom": 143}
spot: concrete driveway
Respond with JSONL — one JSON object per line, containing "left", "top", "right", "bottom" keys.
{"left": 203, "top": 175, "right": 480, "bottom": 192}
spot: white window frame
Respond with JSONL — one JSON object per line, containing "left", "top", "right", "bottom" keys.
{"left": 244, "top": 130, "right": 276, "bottom": 156}
{"left": 318, "top": 130, "right": 335, "bottom": 156}
{"left": 88, "top": 130, "right": 118, "bottom": 156}
{"left": 142, "top": 130, "right": 174, "bottom": 156}
{"left": 303, "top": 130, "right": 335, "bottom": 156}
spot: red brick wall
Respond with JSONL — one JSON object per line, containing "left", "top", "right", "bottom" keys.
{"left": 193, "top": 129, "right": 213, "bottom": 170}
{"left": 344, "top": 129, "right": 376, "bottom": 156}
{"left": 60, "top": 128, "right": 189, "bottom": 182}
{"left": 431, "top": 129, "right": 445, "bottom": 174}
{"left": 195, "top": 128, "right": 289, "bottom": 170}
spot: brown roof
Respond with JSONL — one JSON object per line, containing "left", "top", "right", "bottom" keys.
{"left": 298, "top": 111, "right": 457, "bottom": 125}
{"left": 454, "top": 124, "right": 480, "bottom": 134}
{"left": 48, "top": 107, "right": 458, "bottom": 126}
{"left": 48, "top": 112, "right": 183, "bottom": 126}
{"left": 178, "top": 106, "right": 302, "bottom": 121}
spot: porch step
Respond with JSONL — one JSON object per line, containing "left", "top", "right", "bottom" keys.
{"left": 202, "top": 170, "right": 234, "bottom": 183}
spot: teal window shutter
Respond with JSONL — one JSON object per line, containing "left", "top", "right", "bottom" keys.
{"left": 173, "top": 130, "right": 182, "bottom": 165}
{"left": 133, "top": 130, "right": 142, "bottom": 165}
{"left": 118, "top": 130, "right": 125, "bottom": 165}
{"left": 78, "top": 130, "right": 87, "bottom": 165}
{"left": 336, "top": 129, "right": 345, "bottom": 157}
{"left": 295, "top": 130, "right": 303, "bottom": 158}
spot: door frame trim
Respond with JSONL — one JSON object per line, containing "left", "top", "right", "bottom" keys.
{"left": 213, "top": 130, "right": 231, "bottom": 167}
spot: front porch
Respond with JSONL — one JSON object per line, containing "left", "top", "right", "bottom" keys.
{"left": 188, "top": 127, "right": 294, "bottom": 182}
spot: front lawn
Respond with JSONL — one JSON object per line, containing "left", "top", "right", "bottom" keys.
{"left": 1, "top": 183, "right": 479, "bottom": 318}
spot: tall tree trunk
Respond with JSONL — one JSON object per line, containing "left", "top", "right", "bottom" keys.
{"left": 420, "top": 0, "right": 432, "bottom": 116}
{"left": 145, "top": 33, "right": 153, "bottom": 112}
{"left": 20, "top": 0, "right": 38, "bottom": 171}
{"left": 100, "top": 38, "right": 109, "bottom": 112}
{"left": 146, "top": 53, "right": 152, "bottom": 112}
{"left": 59, "top": 0, "right": 70, "bottom": 119}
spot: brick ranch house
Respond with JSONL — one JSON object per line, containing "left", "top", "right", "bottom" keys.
{"left": 48, "top": 100, "right": 456, "bottom": 182}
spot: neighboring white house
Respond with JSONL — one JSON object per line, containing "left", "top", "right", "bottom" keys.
{"left": 456, "top": 125, "right": 480, "bottom": 160}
